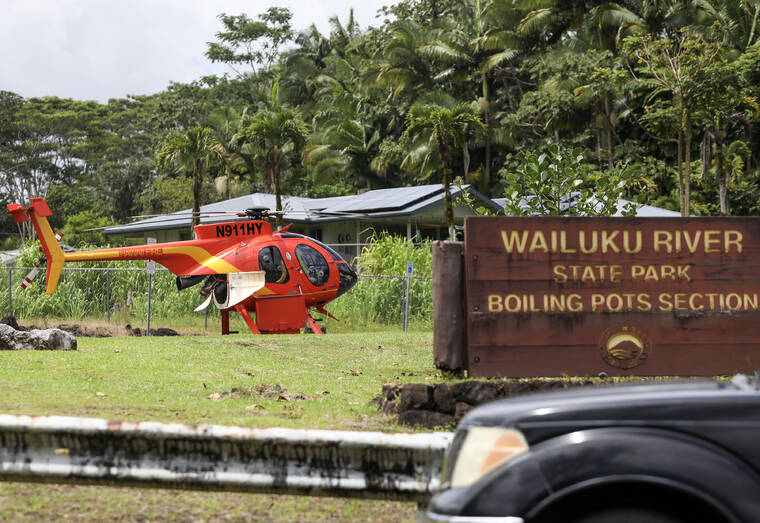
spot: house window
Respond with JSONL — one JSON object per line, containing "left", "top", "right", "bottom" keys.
{"left": 295, "top": 244, "right": 329, "bottom": 286}
{"left": 258, "top": 246, "right": 289, "bottom": 284}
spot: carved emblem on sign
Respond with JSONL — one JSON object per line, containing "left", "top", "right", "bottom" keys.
{"left": 599, "top": 324, "right": 652, "bottom": 369}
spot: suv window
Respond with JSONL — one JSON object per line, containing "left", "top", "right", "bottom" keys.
{"left": 258, "top": 246, "right": 289, "bottom": 284}
{"left": 295, "top": 244, "right": 329, "bottom": 286}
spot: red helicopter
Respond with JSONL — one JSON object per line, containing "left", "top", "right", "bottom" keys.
{"left": 7, "top": 198, "right": 358, "bottom": 335}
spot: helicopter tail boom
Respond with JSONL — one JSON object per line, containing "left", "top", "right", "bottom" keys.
{"left": 7, "top": 198, "right": 66, "bottom": 294}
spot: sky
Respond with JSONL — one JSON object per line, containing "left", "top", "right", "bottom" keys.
{"left": 1, "top": 0, "right": 393, "bottom": 103}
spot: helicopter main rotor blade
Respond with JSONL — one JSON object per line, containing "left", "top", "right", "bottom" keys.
{"left": 84, "top": 207, "right": 368, "bottom": 232}
{"left": 127, "top": 211, "right": 240, "bottom": 219}
{"left": 84, "top": 214, "right": 248, "bottom": 231}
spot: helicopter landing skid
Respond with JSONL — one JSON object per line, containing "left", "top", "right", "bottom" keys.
{"left": 233, "top": 303, "right": 262, "bottom": 335}
{"left": 305, "top": 315, "right": 323, "bottom": 335}
{"left": 220, "top": 306, "right": 263, "bottom": 335}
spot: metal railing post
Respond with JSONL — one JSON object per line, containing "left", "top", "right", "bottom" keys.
{"left": 147, "top": 273, "right": 152, "bottom": 336}
{"left": 146, "top": 238, "right": 156, "bottom": 336}
{"left": 106, "top": 270, "right": 111, "bottom": 323}
{"left": 7, "top": 268, "right": 12, "bottom": 318}
{"left": 403, "top": 261, "right": 413, "bottom": 332}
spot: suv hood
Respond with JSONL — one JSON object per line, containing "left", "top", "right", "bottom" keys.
{"left": 459, "top": 380, "right": 760, "bottom": 442}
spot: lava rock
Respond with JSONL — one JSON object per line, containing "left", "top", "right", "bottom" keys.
{"left": 433, "top": 383, "right": 455, "bottom": 414}
{"left": 398, "top": 409, "right": 454, "bottom": 429}
{"left": 399, "top": 383, "right": 434, "bottom": 411}
{"left": 0, "top": 324, "right": 76, "bottom": 351}
{"left": 450, "top": 381, "right": 499, "bottom": 405}
{"left": 378, "top": 383, "right": 401, "bottom": 414}
{"left": 454, "top": 401, "right": 472, "bottom": 422}
{"left": 0, "top": 316, "right": 21, "bottom": 330}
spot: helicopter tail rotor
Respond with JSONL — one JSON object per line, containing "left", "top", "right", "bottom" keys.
{"left": 8, "top": 198, "right": 66, "bottom": 294}
{"left": 20, "top": 260, "right": 43, "bottom": 290}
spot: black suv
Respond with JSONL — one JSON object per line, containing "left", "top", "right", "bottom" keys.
{"left": 425, "top": 377, "right": 760, "bottom": 523}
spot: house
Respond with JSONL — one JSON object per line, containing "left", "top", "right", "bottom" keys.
{"left": 103, "top": 184, "right": 502, "bottom": 261}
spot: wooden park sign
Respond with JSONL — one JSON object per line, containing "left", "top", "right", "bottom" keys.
{"left": 464, "top": 216, "right": 760, "bottom": 377}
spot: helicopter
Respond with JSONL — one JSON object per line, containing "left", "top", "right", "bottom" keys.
{"left": 7, "top": 197, "right": 358, "bottom": 335}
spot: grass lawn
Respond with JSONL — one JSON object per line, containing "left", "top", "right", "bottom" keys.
{"left": 0, "top": 331, "right": 438, "bottom": 521}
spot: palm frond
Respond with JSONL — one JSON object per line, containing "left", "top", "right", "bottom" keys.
{"left": 517, "top": 8, "right": 554, "bottom": 35}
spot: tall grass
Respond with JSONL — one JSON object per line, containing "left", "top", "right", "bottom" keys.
{"left": 328, "top": 233, "right": 432, "bottom": 328}
{"left": 2, "top": 242, "right": 212, "bottom": 322}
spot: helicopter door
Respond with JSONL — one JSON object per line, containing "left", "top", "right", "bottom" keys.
{"left": 294, "top": 244, "right": 330, "bottom": 286}
{"left": 194, "top": 272, "right": 266, "bottom": 311}
{"left": 258, "top": 246, "right": 290, "bottom": 284}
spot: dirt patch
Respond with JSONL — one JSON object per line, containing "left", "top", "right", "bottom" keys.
{"left": 0, "top": 316, "right": 179, "bottom": 337}
{"left": 123, "top": 324, "right": 179, "bottom": 337}
{"left": 208, "top": 384, "right": 312, "bottom": 402}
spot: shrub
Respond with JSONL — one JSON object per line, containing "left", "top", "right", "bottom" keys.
{"left": 328, "top": 233, "right": 433, "bottom": 328}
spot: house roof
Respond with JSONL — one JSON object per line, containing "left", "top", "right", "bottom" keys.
{"left": 103, "top": 184, "right": 501, "bottom": 236}
{"left": 489, "top": 197, "right": 681, "bottom": 217}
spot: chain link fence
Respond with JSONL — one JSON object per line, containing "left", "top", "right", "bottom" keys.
{"left": 0, "top": 265, "right": 433, "bottom": 329}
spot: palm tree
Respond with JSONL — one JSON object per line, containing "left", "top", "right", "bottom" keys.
{"left": 403, "top": 103, "right": 485, "bottom": 239}
{"left": 419, "top": 0, "right": 521, "bottom": 190}
{"left": 156, "top": 126, "right": 227, "bottom": 228}
{"left": 377, "top": 20, "right": 437, "bottom": 101}
{"left": 237, "top": 107, "right": 309, "bottom": 225}
{"left": 705, "top": 0, "right": 760, "bottom": 52}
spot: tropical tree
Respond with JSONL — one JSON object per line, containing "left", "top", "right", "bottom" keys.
{"left": 623, "top": 31, "right": 724, "bottom": 216}
{"left": 206, "top": 8, "right": 294, "bottom": 77}
{"left": 403, "top": 102, "right": 484, "bottom": 238}
{"left": 377, "top": 20, "right": 437, "bottom": 101}
{"left": 419, "top": 0, "right": 521, "bottom": 189}
{"left": 236, "top": 105, "right": 309, "bottom": 225}
{"left": 155, "top": 126, "right": 227, "bottom": 227}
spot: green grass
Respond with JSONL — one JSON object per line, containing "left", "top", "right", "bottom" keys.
{"left": 0, "top": 332, "right": 437, "bottom": 521}
{"left": 0, "top": 484, "right": 417, "bottom": 522}
{"left": 0, "top": 332, "right": 437, "bottom": 429}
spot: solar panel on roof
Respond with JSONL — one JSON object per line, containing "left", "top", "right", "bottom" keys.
{"left": 321, "top": 185, "right": 443, "bottom": 213}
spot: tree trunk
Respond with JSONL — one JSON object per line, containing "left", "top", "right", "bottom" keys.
{"left": 462, "top": 144, "right": 470, "bottom": 183}
{"left": 192, "top": 160, "right": 201, "bottom": 228}
{"left": 684, "top": 114, "right": 692, "bottom": 217}
{"left": 595, "top": 103, "right": 603, "bottom": 170}
{"left": 604, "top": 97, "right": 613, "bottom": 170}
{"left": 481, "top": 71, "right": 491, "bottom": 192}
{"left": 714, "top": 137, "right": 728, "bottom": 215}
{"left": 269, "top": 146, "right": 283, "bottom": 227}
{"left": 274, "top": 165, "right": 282, "bottom": 228}
{"left": 677, "top": 100, "right": 686, "bottom": 217}
{"left": 483, "top": 110, "right": 491, "bottom": 191}
{"left": 719, "top": 182, "right": 729, "bottom": 215}
{"left": 444, "top": 169, "right": 454, "bottom": 241}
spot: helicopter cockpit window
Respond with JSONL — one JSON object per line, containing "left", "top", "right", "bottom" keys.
{"left": 258, "top": 246, "right": 289, "bottom": 284}
{"left": 295, "top": 244, "right": 329, "bottom": 287}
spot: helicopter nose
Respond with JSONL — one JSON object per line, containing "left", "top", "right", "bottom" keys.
{"left": 336, "top": 262, "right": 358, "bottom": 298}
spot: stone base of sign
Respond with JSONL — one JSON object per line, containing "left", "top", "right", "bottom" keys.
{"left": 377, "top": 378, "right": 609, "bottom": 428}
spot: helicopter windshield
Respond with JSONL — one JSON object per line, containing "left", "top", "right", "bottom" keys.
{"left": 279, "top": 234, "right": 346, "bottom": 262}
{"left": 295, "top": 244, "right": 329, "bottom": 286}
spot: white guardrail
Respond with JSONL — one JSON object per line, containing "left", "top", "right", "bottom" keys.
{"left": 0, "top": 414, "right": 453, "bottom": 503}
